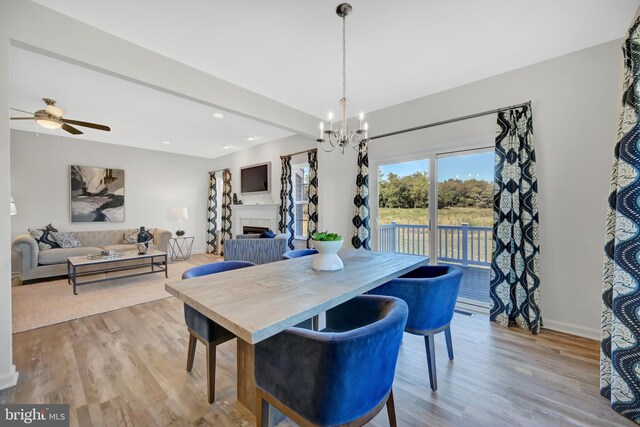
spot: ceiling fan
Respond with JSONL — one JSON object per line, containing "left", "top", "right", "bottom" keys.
{"left": 10, "top": 98, "right": 111, "bottom": 135}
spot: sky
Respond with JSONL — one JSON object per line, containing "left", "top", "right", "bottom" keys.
{"left": 379, "top": 151, "right": 494, "bottom": 182}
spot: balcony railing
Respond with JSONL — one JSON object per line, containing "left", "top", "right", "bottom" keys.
{"left": 378, "top": 222, "right": 492, "bottom": 267}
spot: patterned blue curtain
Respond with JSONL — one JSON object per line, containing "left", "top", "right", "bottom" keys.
{"left": 307, "top": 149, "right": 319, "bottom": 248}
{"left": 352, "top": 141, "right": 370, "bottom": 249}
{"left": 278, "top": 156, "right": 295, "bottom": 250}
{"left": 207, "top": 172, "right": 219, "bottom": 254}
{"left": 489, "top": 105, "right": 541, "bottom": 333}
{"left": 220, "top": 169, "right": 232, "bottom": 256}
{"left": 601, "top": 18, "right": 640, "bottom": 424}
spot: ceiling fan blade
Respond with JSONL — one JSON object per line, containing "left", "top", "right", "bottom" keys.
{"left": 10, "top": 108, "right": 34, "bottom": 115}
{"left": 62, "top": 123, "right": 83, "bottom": 135}
{"left": 10, "top": 117, "right": 35, "bottom": 120}
{"left": 61, "top": 119, "right": 110, "bottom": 132}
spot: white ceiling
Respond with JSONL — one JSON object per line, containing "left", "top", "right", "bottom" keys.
{"left": 9, "top": 47, "right": 293, "bottom": 159}
{"left": 32, "top": 0, "right": 640, "bottom": 121}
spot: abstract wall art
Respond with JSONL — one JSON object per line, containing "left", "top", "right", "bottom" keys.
{"left": 70, "top": 165, "right": 124, "bottom": 222}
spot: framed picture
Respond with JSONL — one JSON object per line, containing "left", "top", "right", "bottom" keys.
{"left": 70, "top": 165, "right": 124, "bottom": 222}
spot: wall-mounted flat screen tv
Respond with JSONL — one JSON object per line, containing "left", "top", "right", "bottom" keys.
{"left": 240, "top": 162, "right": 270, "bottom": 194}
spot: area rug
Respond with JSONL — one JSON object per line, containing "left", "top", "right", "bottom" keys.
{"left": 12, "top": 258, "right": 213, "bottom": 333}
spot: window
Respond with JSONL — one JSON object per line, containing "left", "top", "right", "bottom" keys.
{"left": 292, "top": 163, "right": 310, "bottom": 239}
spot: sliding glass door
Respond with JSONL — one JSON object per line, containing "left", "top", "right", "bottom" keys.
{"left": 435, "top": 149, "right": 493, "bottom": 306}
{"left": 377, "top": 158, "right": 431, "bottom": 257}
{"left": 375, "top": 148, "right": 493, "bottom": 308}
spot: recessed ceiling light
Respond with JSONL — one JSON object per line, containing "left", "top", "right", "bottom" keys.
{"left": 223, "top": 145, "right": 230, "bottom": 149}
{"left": 213, "top": 113, "right": 224, "bottom": 119}
{"left": 247, "top": 137, "right": 255, "bottom": 141}
{"left": 162, "top": 140, "right": 171, "bottom": 145}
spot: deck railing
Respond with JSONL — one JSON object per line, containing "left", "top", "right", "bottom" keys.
{"left": 378, "top": 222, "right": 492, "bottom": 267}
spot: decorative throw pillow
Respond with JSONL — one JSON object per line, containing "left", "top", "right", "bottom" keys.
{"left": 28, "top": 228, "right": 61, "bottom": 251}
{"left": 43, "top": 223, "right": 58, "bottom": 232}
{"left": 259, "top": 229, "right": 276, "bottom": 239}
{"left": 123, "top": 229, "right": 139, "bottom": 244}
{"left": 52, "top": 232, "right": 82, "bottom": 248}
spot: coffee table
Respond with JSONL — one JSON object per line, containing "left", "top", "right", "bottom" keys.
{"left": 67, "top": 250, "right": 168, "bottom": 295}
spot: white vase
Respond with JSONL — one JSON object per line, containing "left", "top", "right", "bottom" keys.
{"left": 312, "top": 239, "right": 344, "bottom": 271}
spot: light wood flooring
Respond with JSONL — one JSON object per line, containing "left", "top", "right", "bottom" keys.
{"left": 0, "top": 286, "right": 634, "bottom": 426}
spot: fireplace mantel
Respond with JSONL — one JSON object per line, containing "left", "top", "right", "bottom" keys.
{"left": 232, "top": 204, "right": 279, "bottom": 236}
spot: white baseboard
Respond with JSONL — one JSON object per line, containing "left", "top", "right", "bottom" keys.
{"left": 0, "top": 365, "right": 19, "bottom": 391}
{"left": 542, "top": 318, "right": 600, "bottom": 341}
{"left": 452, "top": 303, "right": 600, "bottom": 341}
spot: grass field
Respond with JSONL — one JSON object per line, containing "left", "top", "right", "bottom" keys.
{"left": 379, "top": 207, "right": 493, "bottom": 227}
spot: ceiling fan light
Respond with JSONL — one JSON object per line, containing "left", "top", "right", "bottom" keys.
{"left": 36, "top": 119, "right": 62, "bottom": 129}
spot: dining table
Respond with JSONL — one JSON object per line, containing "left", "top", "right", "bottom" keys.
{"left": 165, "top": 248, "right": 428, "bottom": 420}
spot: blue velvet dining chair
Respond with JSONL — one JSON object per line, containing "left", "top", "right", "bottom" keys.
{"left": 369, "top": 265, "right": 463, "bottom": 391}
{"left": 182, "top": 261, "right": 255, "bottom": 403}
{"left": 254, "top": 295, "right": 408, "bottom": 427}
{"left": 281, "top": 248, "right": 318, "bottom": 260}
{"left": 281, "top": 248, "right": 320, "bottom": 330}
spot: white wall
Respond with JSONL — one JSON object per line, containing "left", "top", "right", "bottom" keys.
{"left": 209, "top": 134, "right": 316, "bottom": 205}
{"left": 10, "top": 130, "right": 213, "bottom": 272}
{"left": 316, "top": 40, "right": 623, "bottom": 339}
{"left": 208, "top": 134, "right": 316, "bottom": 246}
{"left": 0, "top": 3, "right": 18, "bottom": 391}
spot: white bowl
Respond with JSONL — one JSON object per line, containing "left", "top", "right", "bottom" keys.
{"left": 312, "top": 239, "right": 344, "bottom": 271}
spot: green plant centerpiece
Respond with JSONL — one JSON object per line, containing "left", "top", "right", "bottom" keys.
{"left": 311, "top": 231, "right": 344, "bottom": 271}
{"left": 311, "top": 231, "right": 343, "bottom": 242}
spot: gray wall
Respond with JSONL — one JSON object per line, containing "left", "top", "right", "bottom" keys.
{"left": 10, "top": 130, "right": 213, "bottom": 272}
{"left": 314, "top": 39, "right": 623, "bottom": 339}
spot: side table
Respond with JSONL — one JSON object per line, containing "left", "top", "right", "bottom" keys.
{"left": 169, "top": 236, "right": 195, "bottom": 261}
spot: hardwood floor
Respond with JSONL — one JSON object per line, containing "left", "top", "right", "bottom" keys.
{"left": 0, "top": 296, "right": 633, "bottom": 426}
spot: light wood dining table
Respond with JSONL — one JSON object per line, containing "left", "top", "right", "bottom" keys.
{"left": 165, "top": 248, "right": 428, "bottom": 418}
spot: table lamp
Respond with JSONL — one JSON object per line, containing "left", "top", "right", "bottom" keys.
{"left": 171, "top": 207, "right": 188, "bottom": 236}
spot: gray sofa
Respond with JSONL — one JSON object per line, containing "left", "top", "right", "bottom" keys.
{"left": 223, "top": 233, "right": 288, "bottom": 265}
{"left": 12, "top": 228, "right": 172, "bottom": 282}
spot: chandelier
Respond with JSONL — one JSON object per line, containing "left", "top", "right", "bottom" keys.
{"left": 317, "top": 3, "right": 370, "bottom": 154}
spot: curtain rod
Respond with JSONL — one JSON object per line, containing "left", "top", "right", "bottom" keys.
{"left": 369, "top": 100, "right": 531, "bottom": 141}
{"left": 281, "top": 147, "right": 317, "bottom": 158}
{"left": 208, "top": 168, "right": 228, "bottom": 174}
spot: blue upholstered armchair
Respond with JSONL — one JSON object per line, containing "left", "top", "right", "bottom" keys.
{"left": 182, "top": 261, "right": 255, "bottom": 403}
{"left": 369, "top": 265, "right": 463, "bottom": 391}
{"left": 223, "top": 234, "right": 287, "bottom": 264}
{"left": 255, "top": 295, "right": 408, "bottom": 427}
{"left": 282, "top": 248, "right": 318, "bottom": 260}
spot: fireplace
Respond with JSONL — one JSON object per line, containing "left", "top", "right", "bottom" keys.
{"left": 233, "top": 203, "right": 279, "bottom": 237}
{"left": 243, "top": 225, "right": 270, "bottom": 235}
